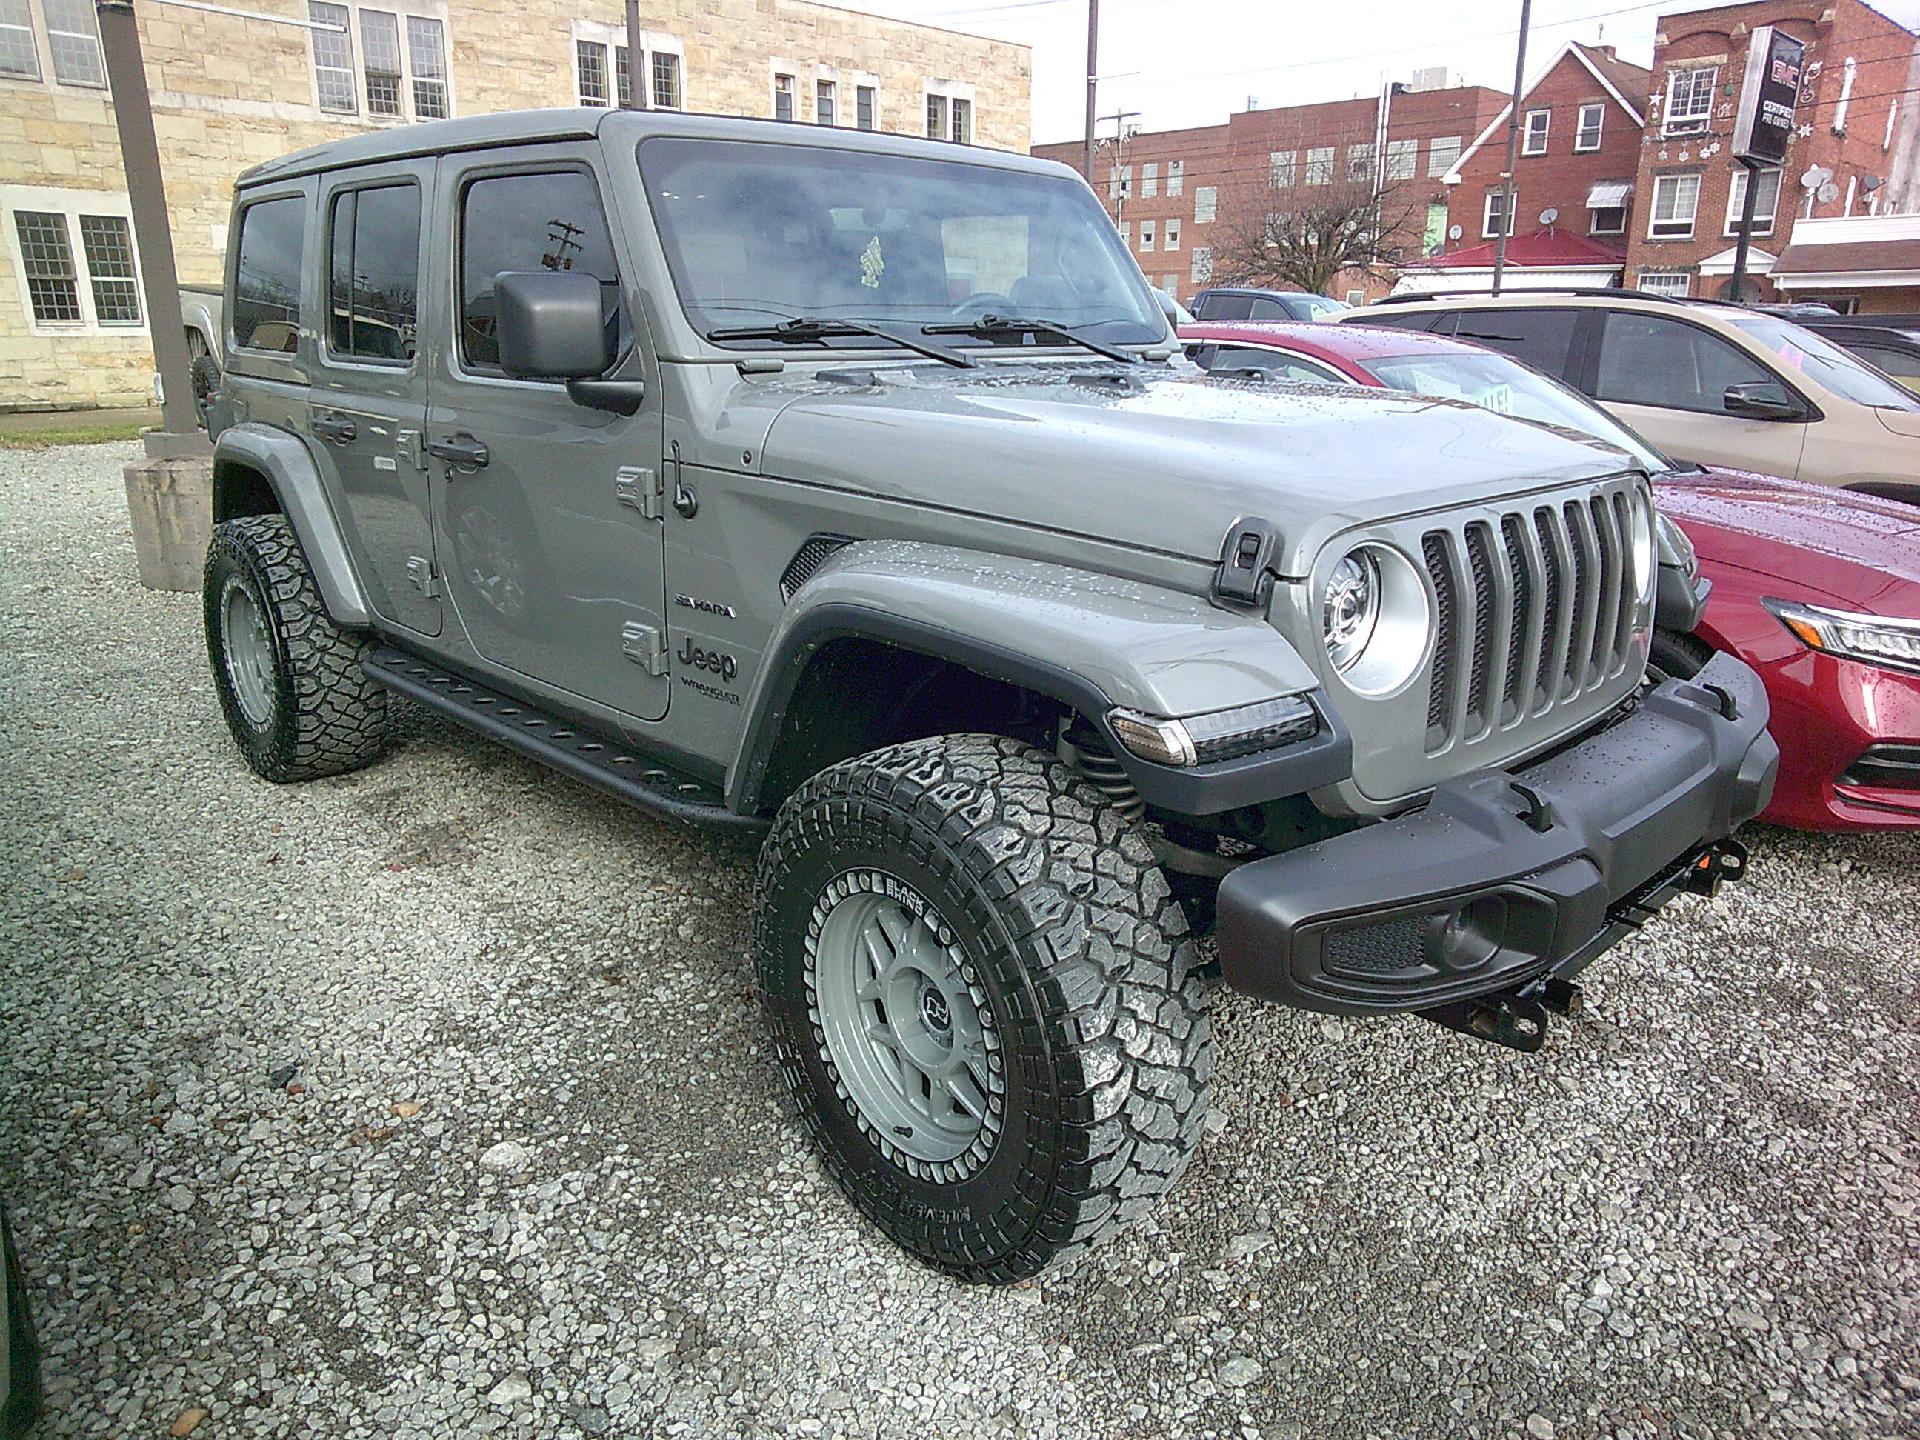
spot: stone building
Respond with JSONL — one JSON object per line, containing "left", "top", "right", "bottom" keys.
{"left": 0, "top": 0, "right": 1031, "bottom": 411}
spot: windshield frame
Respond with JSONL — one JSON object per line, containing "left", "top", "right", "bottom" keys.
{"left": 634, "top": 135, "right": 1168, "bottom": 357}
{"left": 1720, "top": 310, "right": 1920, "bottom": 412}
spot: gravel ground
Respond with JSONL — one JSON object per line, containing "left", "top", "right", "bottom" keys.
{"left": 2, "top": 443, "right": 1917, "bottom": 1440}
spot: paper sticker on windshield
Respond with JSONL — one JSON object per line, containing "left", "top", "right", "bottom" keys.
{"left": 1479, "top": 383, "right": 1515, "bottom": 415}
{"left": 860, "top": 235, "right": 884, "bottom": 290}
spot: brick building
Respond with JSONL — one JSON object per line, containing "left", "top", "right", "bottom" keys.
{"left": 1431, "top": 42, "right": 1651, "bottom": 275}
{"left": 1032, "top": 78, "right": 1505, "bottom": 304}
{"left": 1624, "top": 0, "right": 1920, "bottom": 303}
{"left": 0, "top": 0, "right": 1031, "bottom": 411}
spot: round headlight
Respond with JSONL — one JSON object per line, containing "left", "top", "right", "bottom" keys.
{"left": 1631, "top": 494, "right": 1656, "bottom": 599}
{"left": 1323, "top": 551, "right": 1380, "bottom": 673}
{"left": 1320, "top": 543, "right": 1430, "bottom": 696}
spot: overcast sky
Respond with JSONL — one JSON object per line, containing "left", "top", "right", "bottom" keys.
{"left": 845, "top": 0, "right": 1920, "bottom": 147}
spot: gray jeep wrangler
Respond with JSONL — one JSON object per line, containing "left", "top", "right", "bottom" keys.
{"left": 201, "top": 108, "right": 1777, "bottom": 1283}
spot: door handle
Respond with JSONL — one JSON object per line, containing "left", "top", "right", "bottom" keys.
{"left": 311, "top": 412, "right": 357, "bottom": 444}
{"left": 425, "top": 433, "right": 490, "bottom": 470}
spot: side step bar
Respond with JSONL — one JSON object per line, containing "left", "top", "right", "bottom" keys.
{"left": 362, "top": 646, "right": 768, "bottom": 835}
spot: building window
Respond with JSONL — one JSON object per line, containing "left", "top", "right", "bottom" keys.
{"left": 1139, "top": 220, "right": 1155, "bottom": 252}
{"left": 1521, "top": 108, "right": 1550, "bottom": 156}
{"left": 950, "top": 96, "right": 971, "bottom": 144}
{"left": 1191, "top": 245, "right": 1212, "bottom": 283}
{"left": 1663, "top": 65, "right": 1717, "bottom": 136}
{"left": 1347, "top": 142, "right": 1374, "bottom": 182}
{"left": 1428, "top": 135, "right": 1460, "bottom": 178}
{"left": 926, "top": 87, "right": 971, "bottom": 143}
{"left": 1482, "top": 188, "right": 1513, "bottom": 238}
{"left": 1268, "top": 150, "right": 1295, "bottom": 189}
{"left": 1108, "top": 163, "right": 1130, "bottom": 201}
{"left": 1166, "top": 159, "right": 1183, "bottom": 196}
{"left": 650, "top": 49, "right": 679, "bottom": 109}
{"left": 1164, "top": 217, "right": 1180, "bottom": 251}
{"left": 1590, "top": 204, "right": 1625, "bottom": 235}
{"left": 815, "top": 78, "right": 835, "bottom": 126}
{"left": 41, "top": 0, "right": 103, "bottom": 87}
{"left": 773, "top": 72, "right": 794, "bottom": 122}
{"left": 310, "top": 3, "right": 356, "bottom": 111}
{"left": 1305, "top": 147, "right": 1334, "bottom": 185}
{"left": 926, "top": 92, "right": 945, "bottom": 139}
{"left": 1194, "top": 185, "right": 1216, "bottom": 224}
{"left": 575, "top": 37, "right": 608, "bottom": 106}
{"left": 856, "top": 84, "right": 875, "bottom": 130}
{"left": 614, "top": 45, "right": 632, "bottom": 108}
{"left": 5, "top": 192, "right": 146, "bottom": 333}
{"left": 405, "top": 16, "right": 446, "bottom": 118}
{"left": 1575, "top": 102, "right": 1604, "bottom": 152}
{"left": 1724, "top": 166, "right": 1781, "bottom": 237}
{"left": 1648, "top": 173, "right": 1701, "bottom": 239}
{"left": 1384, "top": 138, "right": 1417, "bottom": 183}
{"left": 1636, "top": 270, "right": 1691, "bottom": 297}
{"left": 1141, "top": 162, "right": 1158, "bottom": 198}
{"left": 0, "top": 0, "right": 40, "bottom": 80}
{"left": 361, "top": 9, "right": 402, "bottom": 115}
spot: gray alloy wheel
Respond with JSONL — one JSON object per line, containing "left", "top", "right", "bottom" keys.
{"left": 809, "top": 874, "right": 1001, "bottom": 1171}
{"left": 219, "top": 574, "right": 277, "bottom": 728}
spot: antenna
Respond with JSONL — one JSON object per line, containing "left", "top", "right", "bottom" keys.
{"left": 1539, "top": 207, "right": 1559, "bottom": 225}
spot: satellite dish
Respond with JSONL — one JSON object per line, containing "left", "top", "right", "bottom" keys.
{"left": 1817, "top": 181, "right": 1840, "bottom": 203}
{"left": 1539, "top": 207, "right": 1559, "bottom": 225}
{"left": 1448, "top": 223, "right": 1463, "bottom": 240}
{"left": 1800, "top": 164, "right": 1833, "bottom": 190}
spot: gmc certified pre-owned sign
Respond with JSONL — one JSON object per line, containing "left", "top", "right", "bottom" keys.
{"left": 1731, "top": 25, "right": 1806, "bottom": 166}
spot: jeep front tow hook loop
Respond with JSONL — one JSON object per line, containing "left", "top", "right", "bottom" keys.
{"left": 1702, "top": 682, "right": 1739, "bottom": 720}
{"left": 1541, "top": 978, "right": 1583, "bottom": 1019}
{"left": 1683, "top": 838, "right": 1749, "bottom": 897}
{"left": 1510, "top": 781, "right": 1553, "bottom": 833}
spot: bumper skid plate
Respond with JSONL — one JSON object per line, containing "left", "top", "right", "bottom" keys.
{"left": 1215, "top": 654, "right": 1779, "bottom": 1017}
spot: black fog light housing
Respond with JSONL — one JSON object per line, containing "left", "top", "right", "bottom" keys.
{"left": 1109, "top": 695, "right": 1317, "bottom": 768}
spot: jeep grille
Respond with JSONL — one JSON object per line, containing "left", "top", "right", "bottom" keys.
{"left": 1419, "top": 489, "right": 1641, "bottom": 755}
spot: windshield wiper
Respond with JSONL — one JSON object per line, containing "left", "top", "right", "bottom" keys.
{"left": 706, "top": 315, "right": 973, "bottom": 369}
{"left": 921, "top": 314, "right": 1139, "bottom": 364}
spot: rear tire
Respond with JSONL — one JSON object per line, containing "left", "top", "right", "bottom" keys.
{"left": 204, "top": 514, "right": 389, "bottom": 782}
{"left": 754, "top": 733, "right": 1213, "bottom": 1283}
{"left": 189, "top": 352, "right": 221, "bottom": 432}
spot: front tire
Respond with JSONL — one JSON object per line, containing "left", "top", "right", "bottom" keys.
{"left": 1650, "top": 627, "right": 1713, "bottom": 682}
{"left": 754, "top": 733, "right": 1213, "bottom": 1282}
{"left": 204, "top": 514, "right": 389, "bottom": 782}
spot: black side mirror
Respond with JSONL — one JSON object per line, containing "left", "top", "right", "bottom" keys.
{"left": 495, "top": 270, "right": 613, "bottom": 380}
{"left": 1722, "top": 380, "right": 1800, "bottom": 420}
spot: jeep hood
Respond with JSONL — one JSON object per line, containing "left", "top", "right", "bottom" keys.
{"left": 749, "top": 364, "right": 1641, "bottom": 576}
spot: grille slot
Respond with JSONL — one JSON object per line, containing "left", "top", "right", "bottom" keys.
{"left": 1422, "top": 484, "right": 1640, "bottom": 755}
{"left": 778, "top": 534, "right": 857, "bottom": 602}
{"left": 1324, "top": 914, "right": 1429, "bottom": 977}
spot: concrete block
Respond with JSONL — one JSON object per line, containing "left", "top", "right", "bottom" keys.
{"left": 123, "top": 454, "right": 212, "bottom": 592}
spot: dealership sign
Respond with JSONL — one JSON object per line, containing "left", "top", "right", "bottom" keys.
{"left": 1731, "top": 25, "right": 1806, "bottom": 166}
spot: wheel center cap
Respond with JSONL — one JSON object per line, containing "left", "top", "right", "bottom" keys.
{"left": 918, "top": 982, "right": 951, "bottom": 1039}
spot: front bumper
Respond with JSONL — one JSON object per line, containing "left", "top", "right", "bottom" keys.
{"left": 1215, "top": 654, "right": 1778, "bottom": 1015}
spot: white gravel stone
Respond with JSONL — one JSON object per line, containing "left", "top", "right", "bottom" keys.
{"left": 478, "top": 1141, "right": 530, "bottom": 1173}
{"left": 2, "top": 442, "right": 1917, "bottom": 1440}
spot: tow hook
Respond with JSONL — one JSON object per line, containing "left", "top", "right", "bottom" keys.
{"left": 1422, "top": 989, "right": 1552, "bottom": 1054}
{"left": 1682, "top": 838, "right": 1748, "bottom": 898}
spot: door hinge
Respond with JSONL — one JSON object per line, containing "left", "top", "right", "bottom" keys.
{"left": 615, "top": 465, "right": 664, "bottom": 521}
{"left": 406, "top": 555, "right": 439, "bottom": 597}
{"left": 621, "top": 621, "right": 669, "bottom": 675}
{"left": 396, "top": 429, "right": 428, "bottom": 471}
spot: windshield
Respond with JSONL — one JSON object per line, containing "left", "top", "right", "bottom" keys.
{"left": 1360, "top": 349, "right": 1675, "bottom": 472}
{"left": 1721, "top": 311, "right": 1920, "bottom": 411}
{"left": 638, "top": 137, "right": 1165, "bottom": 350}
{"left": 1296, "top": 294, "right": 1350, "bottom": 320}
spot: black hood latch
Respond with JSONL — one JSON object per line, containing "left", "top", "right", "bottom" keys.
{"left": 1213, "top": 516, "right": 1283, "bottom": 608}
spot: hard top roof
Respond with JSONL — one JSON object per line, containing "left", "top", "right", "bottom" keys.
{"left": 237, "top": 107, "right": 1070, "bottom": 187}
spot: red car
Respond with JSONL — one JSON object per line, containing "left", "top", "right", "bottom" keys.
{"left": 1180, "top": 320, "right": 1920, "bottom": 831}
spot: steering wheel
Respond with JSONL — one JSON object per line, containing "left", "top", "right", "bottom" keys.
{"left": 949, "top": 292, "right": 1013, "bottom": 317}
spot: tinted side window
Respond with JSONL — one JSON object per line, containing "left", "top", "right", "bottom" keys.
{"left": 1848, "top": 344, "right": 1920, "bottom": 389}
{"left": 1447, "top": 308, "right": 1579, "bottom": 379}
{"left": 327, "top": 183, "right": 420, "bottom": 363}
{"left": 232, "top": 195, "right": 306, "bottom": 353}
{"left": 1207, "top": 345, "right": 1347, "bottom": 383}
{"left": 1195, "top": 292, "right": 1252, "bottom": 321}
{"left": 1248, "top": 297, "right": 1290, "bottom": 321}
{"left": 1352, "top": 309, "right": 1447, "bottom": 333}
{"left": 1595, "top": 313, "right": 1773, "bottom": 412}
{"left": 459, "top": 169, "right": 623, "bottom": 371}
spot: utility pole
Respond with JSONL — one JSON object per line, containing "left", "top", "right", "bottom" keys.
{"left": 1491, "top": 0, "right": 1532, "bottom": 296}
{"left": 1083, "top": 0, "right": 1099, "bottom": 184}
{"left": 624, "top": 0, "right": 641, "bottom": 107}
{"left": 1098, "top": 109, "right": 1140, "bottom": 223}
{"left": 97, "top": 0, "right": 198, "bottom": 444}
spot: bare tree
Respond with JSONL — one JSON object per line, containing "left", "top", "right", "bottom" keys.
{"left": 1208, "top": 174, "right": 1426, "bottom": 296}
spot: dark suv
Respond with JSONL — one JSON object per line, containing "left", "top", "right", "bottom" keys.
{"left": 1190, "top": 286, "right": 1350, "bottom": 322}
